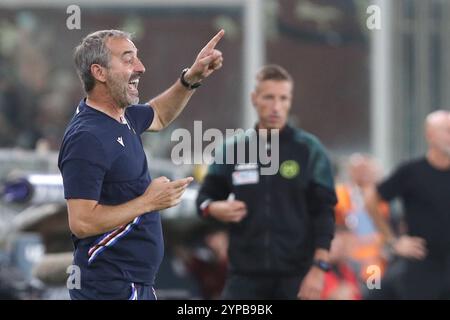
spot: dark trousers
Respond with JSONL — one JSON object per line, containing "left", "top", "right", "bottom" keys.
{"left": 221, "top": 273, "right": 307, "bottom": 300}
{"left": 69, "top": 279, "right": 157, "bottom": 300}
{"left": 365, "top": 255, "right": 450, "bottom": 300}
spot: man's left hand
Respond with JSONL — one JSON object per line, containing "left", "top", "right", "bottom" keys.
{"left": 184, "top": 29, "right": 225, "bottom": 84}
{"left": 297, "top": 267, "right": 325, "bottom": 300}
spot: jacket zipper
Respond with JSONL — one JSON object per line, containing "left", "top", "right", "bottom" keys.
{"left": 264, "top": 171, "right": 271, "bottom": 270}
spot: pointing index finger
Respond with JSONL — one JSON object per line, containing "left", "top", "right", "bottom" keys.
{"left": 204, "top": 29, "right": 225, "bottom": 51}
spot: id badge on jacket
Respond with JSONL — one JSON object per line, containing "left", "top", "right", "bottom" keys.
{"left": 232, "top": 163, "right": 259, "bottom": 186}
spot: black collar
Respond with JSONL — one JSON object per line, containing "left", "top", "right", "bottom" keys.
{"left": 254, "top": 123, "right": 294, "bottom": 141}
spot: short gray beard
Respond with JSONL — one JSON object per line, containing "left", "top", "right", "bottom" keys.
{"left": 107, "top": 74, "right": 137, "bottom": 108}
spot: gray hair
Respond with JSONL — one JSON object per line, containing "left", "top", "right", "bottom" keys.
{"left": 74, "top": 30, "right": 132, "bottom": 92}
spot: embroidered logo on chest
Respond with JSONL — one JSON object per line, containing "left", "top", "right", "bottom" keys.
{"left": 280, "top": 160, "right": 300, "bottom": 179}
{"left": 117, "top": 136, "right": 125, "bottom": 147}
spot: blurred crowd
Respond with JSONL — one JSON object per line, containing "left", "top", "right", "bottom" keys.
{"left": 0, "top": 16, "right": 80, "bottom": 151}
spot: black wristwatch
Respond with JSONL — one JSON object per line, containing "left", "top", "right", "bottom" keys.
{"left": 313, "top": 259, "right": 331, "bottom": 272}
{"left": 180, "top": 68, "right": 202, "bottom": 90}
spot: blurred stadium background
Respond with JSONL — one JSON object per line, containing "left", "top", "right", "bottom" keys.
{"left": 0, "top": 0, "right": 449, "bottom": 299}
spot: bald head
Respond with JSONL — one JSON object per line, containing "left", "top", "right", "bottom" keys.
{"left": 425, "top": 110, "right": 450, "bottom": 156}
{"left": 426, "top": 110, "right": 450, "bottom": 129}
{"left": 348, "top": 153, "right": 381, "bottom": 187}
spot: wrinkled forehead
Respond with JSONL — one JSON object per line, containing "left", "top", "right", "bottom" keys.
{"left": 106, "top": 37, "right": 137, "bottom": 57}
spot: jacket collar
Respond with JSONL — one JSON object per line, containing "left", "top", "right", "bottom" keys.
{"left": 254, "top": 123, "right": 294, "bottom": 141}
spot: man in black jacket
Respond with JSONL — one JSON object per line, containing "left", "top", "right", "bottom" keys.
{"left": 196, "top": 65, "right": 337, "bottom": 299}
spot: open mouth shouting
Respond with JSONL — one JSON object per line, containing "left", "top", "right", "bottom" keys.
{"left": 128, "top": 77, "right": 140, "bottom": 96}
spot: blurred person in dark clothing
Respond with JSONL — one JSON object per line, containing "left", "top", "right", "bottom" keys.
{"left": 196, "top": 65, "right": 337, "bottom": 300}
{"left": 366, "top": 110, "right": 450, "bottom": 299}
{"left": 0, "top": 61, "right": 41, "bottom": 149}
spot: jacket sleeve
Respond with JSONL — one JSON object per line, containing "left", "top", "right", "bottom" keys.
{"left": 196, "top": 160, "right": 231, "bottom": 218}
{"left": 59, "top": 131, "right": 109, "bottom": 201}
{"left": 377, "top": 163, "right": 409, "bottom": 201}
{"left": 306, "top": 141, "right": 337, "bottom": 251}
